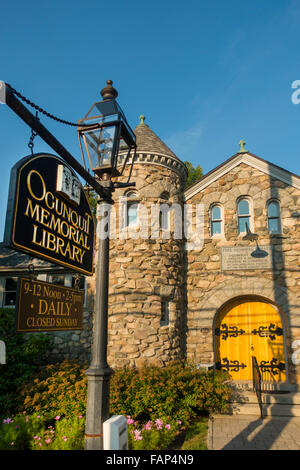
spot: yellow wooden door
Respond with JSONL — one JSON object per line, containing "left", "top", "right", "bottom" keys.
{"left": 215, "top": 299, "right": 286, "bottom": 382}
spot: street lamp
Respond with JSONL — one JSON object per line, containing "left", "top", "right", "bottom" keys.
{"left": 78, "top": 79, "right": 136, "bottom": 178}
{"left": 78, "top": 80, "right": 136, "bottom": 450}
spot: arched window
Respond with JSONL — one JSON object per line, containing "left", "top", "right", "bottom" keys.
{"left": 210, "top": 204, "right": 223, "bottom": 236}
{"left": 125, "top": 190, "right": 139, "bottom": 227}
{"left": 159, "top": 192, "right": 170, "bottom": 230}
{"left": 267, "top": 200, "right": 281, "bottom": 234}
{"left": 237, "top": 198, "right": 252, "bottom": 234}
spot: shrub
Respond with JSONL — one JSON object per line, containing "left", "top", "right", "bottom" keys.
{"left": 127, "top": 416, "right": 182, "bottom": 450}
{"left": 0, "top": 413, "right": 85, "bottom": 450}
{"left": 31, "top": 415, "right": 85, "bottom": 450}
{"left": 110, "top": 362, "right": 231, "bottom": 424}
{"left": 20, "top": 361, "right": 231, "bottom": 426}
{"left": 20, "top": 361, "right": 87, "bottom": 419}
{"left": 0, "top": 308, "right": 51, "bottom": 418}
{"left": 0, "top": 413, "right": 45, "bottom": 450}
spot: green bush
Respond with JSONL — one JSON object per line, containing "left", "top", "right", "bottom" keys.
{"left": 0, "top": 413, "right": 45, "bottom": 450}
{"left": 0, "top": 308, "right": 51, "bottom": 418}
{"left": 110, "top": 362, "right": 231, "bottom": 424}
{"left": 127, "top": 417, "right": 182, "bottom": 450}
{"left": 0, "top": 413, "right": 85, "bottom": 450}
{"left": 20, "top": 360, "right": 231, "bottom": 425}
{"left": 20, "top": 361, "right": 87, "bottom": 418}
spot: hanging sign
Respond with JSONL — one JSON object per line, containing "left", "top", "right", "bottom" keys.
{"left": 15, "top": 277, "right": 84, "bottom": 332}
{"left": 4, "top": 153, "right": 95, "bottom": 276}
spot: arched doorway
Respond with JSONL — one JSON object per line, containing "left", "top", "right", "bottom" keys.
{"left": 215, "top": 297, "right": 286, "bottom": 382}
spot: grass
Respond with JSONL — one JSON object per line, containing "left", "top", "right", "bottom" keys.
{"left": 169, "top": 417, "right": 208, "bottom": 450}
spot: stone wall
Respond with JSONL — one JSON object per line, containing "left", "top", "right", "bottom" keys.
{"left": 44, "top": 307, "right": 93, "bottom": 364}
{"left": 90, "top": 161, "right": 187, "bottom": 369}
{"left": 186, "top": 162, "right": 300, "bottom": 383}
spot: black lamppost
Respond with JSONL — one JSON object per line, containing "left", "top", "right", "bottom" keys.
{"left": 77, "top": 80, "right": 136, "bottom": 450}
{"left": 0, "top": 79, "right": 136, "bottom": 450}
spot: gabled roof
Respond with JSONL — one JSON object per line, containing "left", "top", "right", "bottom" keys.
{"left": 184, "top": 151, "right": 300, "bottom": 201}
{"left": 0, "top": 243, "right": 66, "bottom": 273}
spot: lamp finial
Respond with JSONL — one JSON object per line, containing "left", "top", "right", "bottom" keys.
{"left": 139, "top": 114, "right": 145, "bottom": 125}
{"left": 101, "top": 80, "right": 118, "bottom": 100}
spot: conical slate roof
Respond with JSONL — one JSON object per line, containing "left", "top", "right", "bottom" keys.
{"left": 134, "top": 116, "right": 181, "bottom": 162}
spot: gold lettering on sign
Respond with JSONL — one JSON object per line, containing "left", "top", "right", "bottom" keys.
{"left": 23, "top": 167, "right": 93, "bottom": 267}
{"left": 17, "top": 278, "right": 84, "bottom": 332}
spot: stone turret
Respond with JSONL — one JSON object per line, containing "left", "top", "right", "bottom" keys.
{"left": 107, "top": 116, "right": 188, "bottom": 368}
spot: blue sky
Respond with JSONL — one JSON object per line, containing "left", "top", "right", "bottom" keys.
{"left": 1, "top": 0, "right": 300, "bottom": 239}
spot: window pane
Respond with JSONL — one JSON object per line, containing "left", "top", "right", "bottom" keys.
{"left": 212, "top": 221, "right": 221, "bottom": 235}
{"left": 127, "top": 191, "right": 137, "bottom": 198}
{"left": 238, "top": 216, "right": 250, "bottom": 233}
{"left": 161, "top": 301, "right": 170, "bottom": 325}
{"left": 212, "top": 206, "right": 221, "bottom": 220}
{"left": 127, "top": 204, "right": 138, "bottom": 226}
{"left": 4, "top": 292, "right": 16, "bottom": 306}
{"left": 5, "top": 277, "right": 17, "bottom": 291}
{"left": 268, "top": 201, "right": 279, "bottom": 218}
{"left": 268, "top": 218, "right": 280, "bottom": 233}
{"left": 50, "top": 275, "right": 65, "bottom": 286}
{"left": 160, "top": 210, "right": 170, "bottom": 230}
{"left": 238, "top": 199, "right": 249, "bottom": 215}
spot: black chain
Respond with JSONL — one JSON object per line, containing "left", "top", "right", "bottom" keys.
{"left": 74, "top": 274, "right": 81, "bottom": 291}
{"left": 28, "top": 111, "right": 39, "bottom": 155}
{"left": 7, "top": 83, "right": 94, "bottom": 128}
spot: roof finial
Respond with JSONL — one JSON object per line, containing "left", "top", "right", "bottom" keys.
{"left": 139, "top": 114, "right": 146, "bottom": 125}
{"left": 238, "top": 139, "right": 247, "bottom": 153}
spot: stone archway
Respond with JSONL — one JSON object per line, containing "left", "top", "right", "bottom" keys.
{"left": 191, "top": 276, "right": 299, "bottom": 383}
{"left": 214, "top": 297, "right": 287, "bottom": 382}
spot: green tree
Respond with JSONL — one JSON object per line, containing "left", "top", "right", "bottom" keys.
{"left": 184, "top": 161, "right": 203, "bottom": 188}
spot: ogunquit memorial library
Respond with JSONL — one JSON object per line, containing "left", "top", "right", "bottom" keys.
{"left": 1, "top": 115, "right": 300, "bottom": 392}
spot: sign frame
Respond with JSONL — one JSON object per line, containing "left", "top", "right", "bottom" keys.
{"left": 15, "top": 276, "right": 84, "bottom": 333}
{"left": 4, "top": 153, "right": 95, "bottom": 276}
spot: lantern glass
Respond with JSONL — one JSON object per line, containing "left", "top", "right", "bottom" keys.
{"left": 83, "top": 125, "right": 117, "bottom": 173}
{"left": 78, "top": 89, "right": 136, "bottom": 177}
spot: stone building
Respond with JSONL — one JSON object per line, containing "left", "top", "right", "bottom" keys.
{"left": 1, "top": 116, "right": 300, "bottom": 392}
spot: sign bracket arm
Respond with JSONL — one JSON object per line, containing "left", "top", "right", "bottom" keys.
{"left": 2, "top": 82, "right": 111, "bottom": 201}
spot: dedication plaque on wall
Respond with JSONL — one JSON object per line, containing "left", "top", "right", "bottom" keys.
{"left": 16, "top": 277, "right": 84, "bottom": 332}
{"left": 221, "top": 246, "right": 273, "bottom": 271}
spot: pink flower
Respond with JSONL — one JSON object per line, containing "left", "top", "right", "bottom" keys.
{"left": 177, "top": 420, "right": 182, "bottom": 425}
{"left": 133, "top": 430, "right": 143, "bottom": 441}
{"left": 3, "top": 418, "right": 13, "bottom": 424}
{"left": 55, "top": 416, "right": 60, "bottom": 421}
{"left": 45, "top": 439, "right": 51, "bottom": 444}
{"left": 144, "top": 421, "right": 153, "bottom": 431}
{"left": 10, "top": 442, "right": 14, "bottom": 446}
{"left": 78, "top": 415, "right": 83, "bottom": 419}
{"left": 165, "top": 424, "right": 171, "bottom": 430}
{"left": 126, "top": 416, "right": 135, "bottom": 425}
{"left": 155, "top": 419, "right": 163, "bottom": 430}
{"left": 63, "top": 436, "right": 68, "bottom": 442}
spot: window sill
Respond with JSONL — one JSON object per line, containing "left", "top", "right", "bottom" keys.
{"left": 211, "top": 234, "right": 225, "bottom": 240}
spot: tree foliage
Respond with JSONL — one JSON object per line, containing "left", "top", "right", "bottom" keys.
{"left": 184, "top": 161, "right": 203, "bottom": 188}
